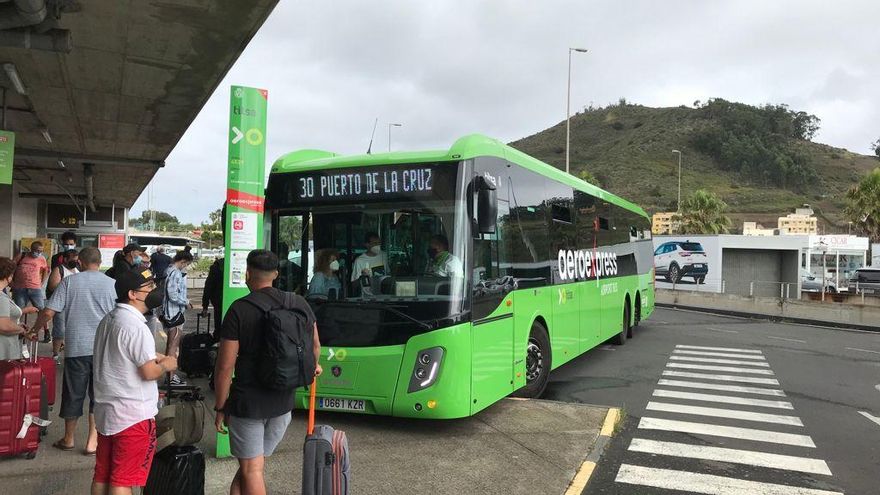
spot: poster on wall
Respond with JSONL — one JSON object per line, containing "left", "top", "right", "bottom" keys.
{"left": 652, "top": 235, "right": 723, "bottom": 293}
{"left": 0, "top": 130, "right": 14, "bottom": 185}
{"left": 98, "top": 234, "right": 125, "bottom": 269}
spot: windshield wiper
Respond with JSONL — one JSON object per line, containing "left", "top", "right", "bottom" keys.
{"left": 321, "top": 301, "right": 434, "bottom": 330}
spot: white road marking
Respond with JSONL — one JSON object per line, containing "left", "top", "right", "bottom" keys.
{"left": 768, "top": 335, "right": 807, "bottom": 344}
{"left": 666, "top": 363, "right": 775, "bottom": 375}
{"left": 663, "top": 370, "right": 780, "bottom": 385}
{"left": 676, "top": 344, "right": 763, "bottom": 354}
{"left": 599, "top": 345, "right": 616, "bottom": 351}
{"left": 706, "top": 326, "right": 739, "bottom": 333}
{"left": 858, "top": 411, "right": 880, "bottom": 427}
{"left": 846, "top": 347, "right": 880, "bottom": 355}
{"left": 646, "top": 401, "right": 803, "bottom": 426}
{"left": 670, "top": 355, "right": 771, "bottom": 367}
{"left": 674, "top": 350, "right": 767, "bottom": 360}
{"left": 653, "top": 389, "right": 793, "bottom": 409}
{"left": 638, "top": 417, "right": 816, "bottom": 447}
{"left": 627, "top": 438, "right": 832, "bottom": 476}
{"left": 615, "top": 464, "right": 841, "bottom": 494}
{"left": 657, "top": 379, "right": 787, "bottom": 397}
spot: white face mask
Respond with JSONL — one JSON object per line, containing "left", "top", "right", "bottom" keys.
{"left": 369, "top": 245, "right": 381, "bottom": 255}
{"left": 329, "top": 260, "right": 340, "bottom": 271}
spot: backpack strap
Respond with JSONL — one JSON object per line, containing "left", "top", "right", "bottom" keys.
{"left": 242, "top": 289, "right": 284, "bottom": 314}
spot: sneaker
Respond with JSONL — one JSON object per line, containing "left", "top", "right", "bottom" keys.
{"left": 53, "top": 354, "right": 61, "bottom": 365}
{"left": 42, "top": 334, "right": 51, "bottom": 344}
{"left": 169, "top": 374, "right": 187, "bottom": 386}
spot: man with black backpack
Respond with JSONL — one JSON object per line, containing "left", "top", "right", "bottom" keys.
{"left": 213, "top": 249, "right": 322, "bottom": 495}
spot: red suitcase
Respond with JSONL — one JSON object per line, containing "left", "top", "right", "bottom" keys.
{"left": 0, "top": 342, "right": 50, "bottom": 459}
{"left": 36, "top": 357, "right": 56, "bottom": 406}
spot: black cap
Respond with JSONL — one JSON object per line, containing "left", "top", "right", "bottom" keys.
{"left": 115, "top": 268, "right": 155, "bottom": 301}
{"left": 122, "top": 243, "right": 144, "bottom": 254}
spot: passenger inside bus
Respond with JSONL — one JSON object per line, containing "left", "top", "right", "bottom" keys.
{"left": 308, "top": 248, "right": 342, "bottom": 299}
{"left": 425, "top": 234, "right": 462, "bottom": 278}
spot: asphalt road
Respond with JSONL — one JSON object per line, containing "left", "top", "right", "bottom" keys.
{"left": 543, "top": 307, "right": 880, "bottom": 495}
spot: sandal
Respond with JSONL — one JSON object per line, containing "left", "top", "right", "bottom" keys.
{"left": 83, "top": 449, "right": 96, "bottom": 456}
{"left": 52, "top": 440, "right": 74, "bottom": 451}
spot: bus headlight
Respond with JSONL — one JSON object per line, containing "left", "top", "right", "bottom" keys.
{"left": 408, "top": 347, "right": 444, "bottom": 393}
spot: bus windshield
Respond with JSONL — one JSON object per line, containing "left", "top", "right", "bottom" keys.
{"left": 269, "top": 162, "right": 469, "bottom": 347}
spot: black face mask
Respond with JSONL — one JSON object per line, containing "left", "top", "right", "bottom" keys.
{"left": 144, "top": 287, "right": 164, "bottom": 310}
{"left": 427, "top": 248, "right": 438, "bottom": 259}
{"left": 66, "top": 261, "right": 79, "bottom": 270}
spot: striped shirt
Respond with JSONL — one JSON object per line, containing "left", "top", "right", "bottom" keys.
{"left": 46, "top": 270, "right": 116, "bottom": 358}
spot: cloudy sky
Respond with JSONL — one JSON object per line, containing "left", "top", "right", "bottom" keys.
{"left": 132, "top": 0, "right": 880, "bottom": 224}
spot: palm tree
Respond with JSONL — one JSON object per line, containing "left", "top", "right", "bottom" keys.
{"left": 674, "top": 189, "right": 731, "bottom": 234}
{"left": 844, "top": 167, "right": 880, "bottom": 243}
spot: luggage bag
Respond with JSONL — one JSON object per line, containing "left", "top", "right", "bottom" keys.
{"left": 143, "top": 445, "right": 206, "bottom": 495}
{"left": 302, "top": 383, "right": 350, "bottom": 495}
{"left": 0, "top": 341, "right": 51, "bottom": 458}
{"left": 36, "top": 356, "right": 56, "bottom": 406}
{"left": 178, "top": 313, "right": 215, "bottom": 378}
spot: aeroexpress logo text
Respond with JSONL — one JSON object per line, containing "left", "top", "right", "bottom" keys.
{"left": 557, "top": 249, "right": 618, "bottom": 281}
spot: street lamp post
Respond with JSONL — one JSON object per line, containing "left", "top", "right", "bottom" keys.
{"left": 388, "top": 123, "right": 402, "bottom": 152}
{"left": 566, "top": 47, "right": 588, "bottom": 175}
{"left": 672, "top": 149, "right": 682, "bottom": 211}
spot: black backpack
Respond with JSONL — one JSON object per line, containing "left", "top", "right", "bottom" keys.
{"left": 245, "top": 291, "right": 316, "bottom": 390}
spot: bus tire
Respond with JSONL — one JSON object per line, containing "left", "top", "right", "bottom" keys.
{"left": 634, "top": 294, "right": 642, "bottom": 326}
{"left": 625, "top": 299, "right": 634, "bottom": 339}
{"left": 611, "top": 304, "right": 629, "bottom": 345}
{"left": 512, "top": 321, "right": 552, "bottom": 399}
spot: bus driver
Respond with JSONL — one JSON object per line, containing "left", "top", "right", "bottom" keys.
{"left": 425, "top": 235, "right": 462, "bottom": 278}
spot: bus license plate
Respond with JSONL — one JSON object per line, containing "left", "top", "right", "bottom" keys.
{"left": 318, "top": 397, "right": 366, "bottom": 412}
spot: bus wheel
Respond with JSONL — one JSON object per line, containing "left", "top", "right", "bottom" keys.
{"left": 611, "top": 304, "right": 629, "bottom": 345}
{"left": 625, "top": 300, "right": 634, "bottom": 339}
{"left": 634, "top": 295, "right": 642, "bottom": 327}
{"left": 513, "top": 322, "right": 552, "bottom": 399}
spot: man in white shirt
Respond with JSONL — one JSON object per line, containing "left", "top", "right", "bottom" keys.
{"left": 351, "top": 232, "right": 387, "bottom": 281}
{"left": 425, "top": 234, "right": 463, "bottom": 278}
{"left": 91, "top": 268, "right": 177, "bottom": 495}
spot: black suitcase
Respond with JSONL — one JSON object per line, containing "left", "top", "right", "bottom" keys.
{"left": 179, "top": 313, "right": 215, "bottom": 377}
{"left": 144, "top": 445, "right": 205, "bottom": 495}
{"left": 303, "top": 383, "right": 350, "bottom": 495}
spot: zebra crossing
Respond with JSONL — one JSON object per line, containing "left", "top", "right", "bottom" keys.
{"left": 613, "top": 344, "right": 843, "bottom": 494}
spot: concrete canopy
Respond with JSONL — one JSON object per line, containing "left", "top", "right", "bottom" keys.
{"left": 0, "top": 0, "right": 279, "bottom": 210}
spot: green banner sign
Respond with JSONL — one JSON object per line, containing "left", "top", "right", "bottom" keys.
{"left": 0, "top": 130, "right": 15, "bottom": 185}
{"left": 218, "top": 85, "right": 268, "bottom": 458}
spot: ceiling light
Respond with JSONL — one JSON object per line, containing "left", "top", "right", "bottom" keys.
{"left": 41, "top": 128, "right": 52, "bottom": 144}
{"left": 2, "top": 63, "right": 27, "bottom": 96}
{"left": 57, "top": 159, "right": 65, "bottom": 169}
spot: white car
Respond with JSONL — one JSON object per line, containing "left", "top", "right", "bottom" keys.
{"left": 654, "top": 241, "right": 709, "bottom": 284}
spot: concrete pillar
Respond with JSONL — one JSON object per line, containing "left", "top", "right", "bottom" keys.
{"left": 0, "top": 182, "right": 40, "bottom": 258}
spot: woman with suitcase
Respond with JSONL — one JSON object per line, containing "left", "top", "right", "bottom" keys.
{"left": 161, "top": 247, "right": 194, "bottom": 386}
{"left": 0, "top": 257, "right": 38, "bottom": 359}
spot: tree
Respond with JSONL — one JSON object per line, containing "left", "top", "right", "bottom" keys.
{"left": 200, "top": 208, "right": 224, "bottom": 249}
{"left": 577, "top": 170, "right": 601, "bottom": 187}
{"left": 844, "top": 168, "right": 880, "bottom": 243}
{"left": 674, "top": 189, "right": 731, "bottom": 234}
{"left": 872, "top": 138, "right": 880, "bottom": 159}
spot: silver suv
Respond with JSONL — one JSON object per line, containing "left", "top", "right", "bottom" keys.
{"left": 848, "top": 267, "right": 880, "bottom": 296}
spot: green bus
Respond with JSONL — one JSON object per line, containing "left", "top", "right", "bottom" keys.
{"left": 266, "top": 134, "right": 654, "bottom": 419}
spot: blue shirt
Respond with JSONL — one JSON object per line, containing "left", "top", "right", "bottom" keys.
{"left": 308, "top": 272, "right": 342, "bottom": 297}
{"left": 46, "top": 270, "right": 117, "bottom": 358}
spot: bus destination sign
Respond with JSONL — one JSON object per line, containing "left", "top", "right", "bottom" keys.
{"left": 295, "top": 165, "right": 436, "bottom": 203}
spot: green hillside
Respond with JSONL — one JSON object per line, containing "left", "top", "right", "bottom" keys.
{"left": 509, "top": 100, "right": 877, "bottom": 232}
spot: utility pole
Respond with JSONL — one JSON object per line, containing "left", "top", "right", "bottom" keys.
{"left": 672, "top": 150, "right": 682, "bottom": 212}
{"left": 566, "top": 47, "right": 588, "bottom": 174}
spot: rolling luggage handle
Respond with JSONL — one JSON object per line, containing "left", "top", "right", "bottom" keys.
{"left": 307, "top": 379, "right": 317, "bottom": 436}
{"left": 17, "top": 339, "right": 51, "bottom": 439}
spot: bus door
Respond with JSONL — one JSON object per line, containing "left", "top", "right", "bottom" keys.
{"left": 575, "top": 191, "right": 602, "bottom": 351}
{"left": 548, "top": 196, "right": 580, "bottom": 365}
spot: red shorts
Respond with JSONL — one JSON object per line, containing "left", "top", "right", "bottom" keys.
{"left": 93, "top": 419, "right": 157, "bottom": 487}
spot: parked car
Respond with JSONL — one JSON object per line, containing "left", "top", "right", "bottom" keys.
{"left": 801, "top": 270, "right": 837, "bottom": 293}
{"left": 848, "top": 267, "right": 880, "bottom": 295}
{"left": 654, "top": 241, "right": 709, "bottom": 283}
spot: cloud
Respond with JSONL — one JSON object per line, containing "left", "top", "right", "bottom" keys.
{"left": 133, "top": 0, "right": 880, "bottom": 224}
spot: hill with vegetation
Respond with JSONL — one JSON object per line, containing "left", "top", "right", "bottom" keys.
{"left": 509, "top": 99, "right": 878, "bottom": 232}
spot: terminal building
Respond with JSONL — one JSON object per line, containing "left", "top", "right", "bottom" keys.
{"left": 0, "top": 1, "right": 279, "bottom": 259}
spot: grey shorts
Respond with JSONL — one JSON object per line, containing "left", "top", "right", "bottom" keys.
{"left": 228, "top": 412, "right": 292, "bottom": 459}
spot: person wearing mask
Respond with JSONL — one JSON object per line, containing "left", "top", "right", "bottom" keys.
{"left": 47, "top": 249, "right": 80, "bottom": 362}
{"left": 0, "top": 257, "right": 39, "bottom": 360}
{"left": 30, "top": 247, "right": 116, "bottom": 455}
{"left": 91, "top": 269, "right": 177, "bottom": 495}
{"left": 351, "top": 232, "right": 387, "bottom": 281}
{"left": 161, "top": 247, "right": 194, "bottom": 386}
{"left": 105, "top": 243, "right": 145, "bottom": 280}
{"left": 150, "top": 246, "right": 172, "bottom": 286}
{"left": 425, "top": 234, "right": 463, "bottom": 278}
{"left": 200, "top": 256, "right": 224, "bottom": 340}
{"left": 51, "top": 231, "right": 78, "bottom": 272}
{"left": 12, "top": 240, "right": 49, "bottom": 315}
{"left": 308, "top": 248, "right": 342, "bottom": 298}
{"left": 214, "top": 250, "right": 322, "bottom": 495}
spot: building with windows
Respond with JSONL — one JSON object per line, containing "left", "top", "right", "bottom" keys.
{"left": 652, "top": 212, "right": 679, "bottom": 235}
{"left": 743, "top": 222, "right": 777, "bottom": 236}
{"left": 778, "top": 206, "right": 818, "bottom": 234}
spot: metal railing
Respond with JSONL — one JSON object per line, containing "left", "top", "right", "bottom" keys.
{"left": 661, "top": 276, "right": 877, "bottom": 305}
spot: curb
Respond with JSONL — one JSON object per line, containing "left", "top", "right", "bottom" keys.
{"left": 563, "top": 407, "right": 621, "bottom": 495}
{"left": 656, "top": 302, "right": 880, "bottom": 333}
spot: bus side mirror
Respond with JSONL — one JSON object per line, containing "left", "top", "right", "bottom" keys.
{"left": 476, "top": 176, "right": 497, "bottom": 234}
